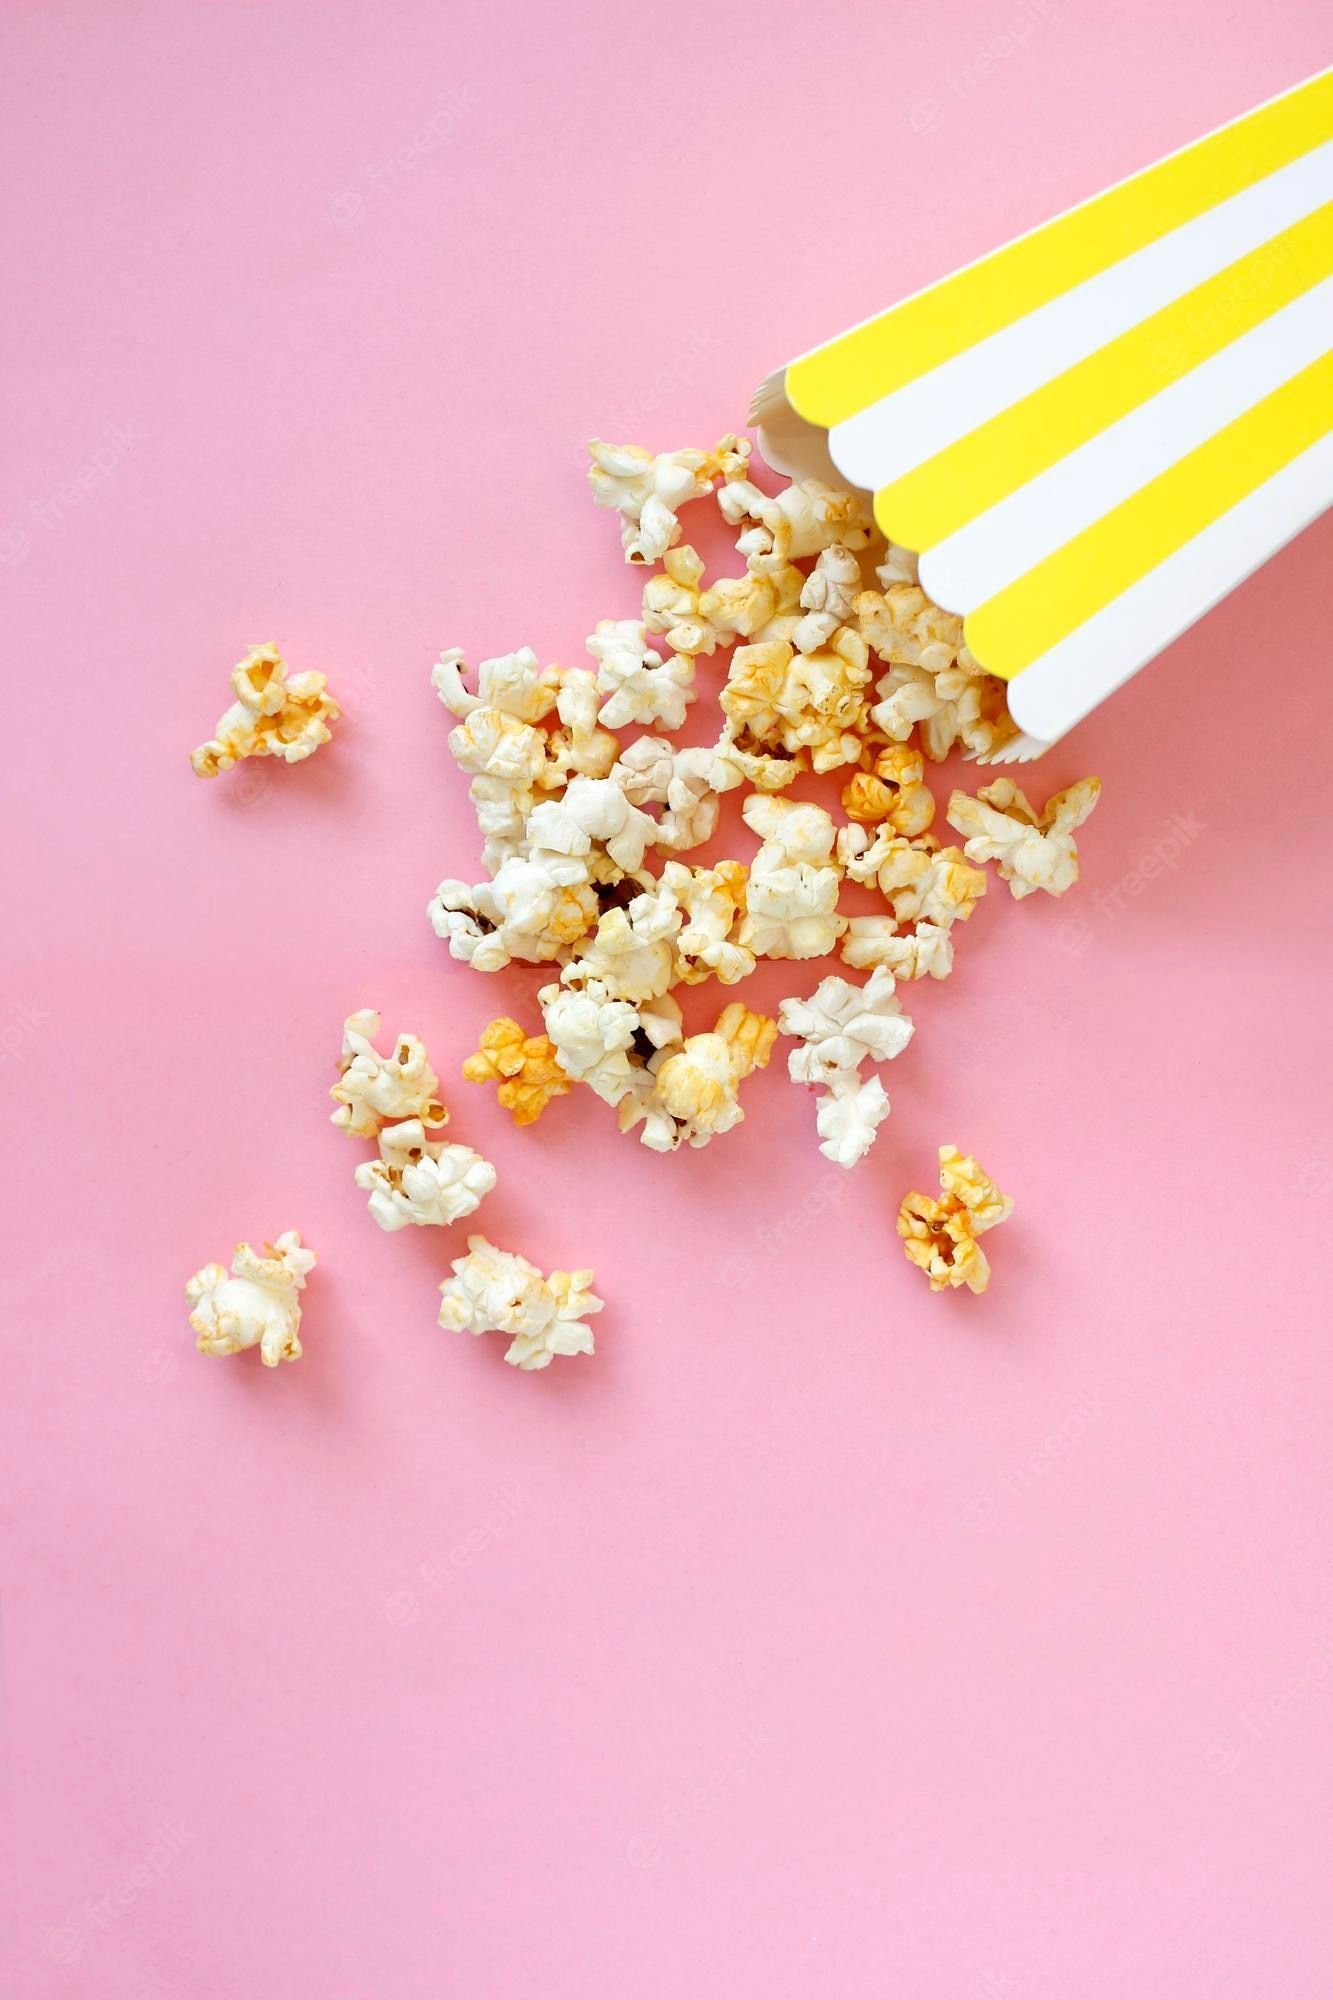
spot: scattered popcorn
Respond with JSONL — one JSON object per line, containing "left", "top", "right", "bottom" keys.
{"left": 946, "top": 776, "right": 1102, "bottom": 899}
{"left": 739, "top": 795, "right": 847, "bottom": 960}
{"left": 720, "top": 625, "right": 872, "bottom": 775}
{"left": 857, "top": 585, "right": 1017, "bottom": 762}
{"left": 191, "top": 643, "right": 339, "bottom": 778}
{"left": 641, "top": 545, "right": 725, "bottom": 657}
{"left": 355, "top": 1120, "right": 496, "bottom": 1231}
{"left": 586, "top": 619, "right": 695, "bottom": 732}
{"left": 778, "top": 966, "right": 914, "bottom": 1166}
{"left": 561, "top": 879, "right": 682, "bottom": 1003}
{"left": 331, "top": 1009, "right": 448, "bottom": 1138}
{"left": 438, "top": 1234, "right": 603, "bottom": 1370}
{"left": 620, "top": 1002, "right": 776, "bottom": 1152}
{"left": 841, "top": 742, "right": 936, "bottom": 837}
{"left": 841, "top": 917, "right": 955, "bottom": 981}
{"left": 462, "top": 1017, "right": 572, "bottom": 1125}
{"left": 186, "top": 1231, "right": 316, "bottom": 1366}
{"left": 589, "top": 435, "right": 750, "bottom": 565}
{"left": 897, "top": 1146, "right": 1013, "bottom": 1293}
{"left": 663, "top": 859, "right": 754, "bottom": 985}
{"left": 839, "top": 827, "right": 986, "bottom": 930}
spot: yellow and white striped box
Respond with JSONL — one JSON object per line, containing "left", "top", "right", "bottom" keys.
{"left": 753, "top": 67, "right": 1333, "bottom": 761}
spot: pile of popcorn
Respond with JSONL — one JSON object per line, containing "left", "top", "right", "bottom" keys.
{"left": 187, "top": 423, "right": 1104, "bottom": 1368}
{"left": 426, "top": 427, "right": 1101, "bottom": 1287}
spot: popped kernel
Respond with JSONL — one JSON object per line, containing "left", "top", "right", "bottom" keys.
{"left": 841, "top": 742, "right": 936, "bottom": 837}
{"left": 191, "top": 644, "right": 339, "bottom": 777}
{"left": 620, "top": 1001, "right": 776, "bottom": 1152}
{"left": 355, "top": 1120, "right": 496, "bottom": 1231}
{"left": 331, "top": 1009, "right": 448, "bottom": 1139}
{"left": 463, "top": 1017, "right": 572, "bottom": 1125}
{"left": 589, "top": 435, "right": 750, "bottom": 565}
{"left": 186, "top": 1231, "right": 316, "bottom": 1366}
{"left": 897, "top": 1146, "right": 1013, "bottom": 1293}
{"left": 947, "top": 776, "right": 1102, "bottom": 899}
{"left": 439, "top": 1235, "right": 603, "bottom": 1370}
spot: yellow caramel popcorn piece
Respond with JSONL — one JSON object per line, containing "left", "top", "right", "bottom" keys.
{"left": 462, "top": 1017, "right": 572, "bottom": 1126}
{"left": 191, "top": 643, "right": 340, "bottom": 777}
{"left": 897, "top": 1146, "right": 1013, "bottom": 1294}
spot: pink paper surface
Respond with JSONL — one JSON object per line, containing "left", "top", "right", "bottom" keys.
{"left": 5, "top": 5, "right": 1332, "bottom": 1994}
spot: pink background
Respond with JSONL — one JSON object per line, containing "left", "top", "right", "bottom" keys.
{"left": 5, "top": 4, "right": 1332, "bottom": 1994}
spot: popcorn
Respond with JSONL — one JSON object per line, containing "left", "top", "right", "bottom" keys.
{"left": 642, "top": 545, "right": 724, "bottom": 657}
{"left": 560, "top": 879, "right": 683, "bottom": 1003}
{"left": 540, "top": 978, "right": 681, "bottom": 1108}
{"left": 429, "top": 863, "right": 599, "bottom": 972}
{"left": 620, "top": 1002, "right": 776, "bottom": 1152}
{"left": 897, "top": 1146, "right": 1013, "bottom": 1293}
{"left": 439, "top": 1234, "right": 603, "bottom": 1370}
{"left": 355, "top": 1120, "right": 496, "bottom": 1231}
{"left": 462, "top": 1017, "right": 572, "bottom": 1125}
{"left": 191, "top": 643, "right": 339, "bottom": 777}
{"left": 946, "top": 776, "right": 1102, "bottom": 899}
{"left": 331, "top": 1009, "right": 448, "bottom": 1138}
{"left": 712, "top": 725, "right": 804, "bottom": 794}
{"left": 841, "top": 917, "right": 955, "bottom": 981}
{"left": 585, "top": 618, "right": 695, "bottom": 732}
{"left": 777, "top": 965, "right": 914, "bottom": 1166}
{"left": 841, "top": 742, "right": 936, "bottom": 837}
{"left": 525, "top": 774, "right": 657, "bottom": 875}
{"left": 186, "top": 1231, "right": 316, "bottom": 1366}
{"left": 697, "top": 560, "right": 805, "bottom": 643}
{"left": 589, "top": 435, "right": 750, "bottom": 565}
{"left": 543, "top": 672, "right": 620, "bottom": 784}
{"left": 720, "top": 627, "right": 871, "bottom": 774}
{"left": 662, "top": 859, "right": 754, "bottom": 985}
{"left": 839, "top": 828, "right": 986, "bottom": 930}
{"left": 718, "top": 475, "right": 873, "bottom": 563}
{"left": 432, "top": 646, "right": 560, "bottom": 724}
{"left": 792, "top": 543, "right": 863, "bottom": 654}
{"left": 857, "top": 585, "right": 1017, "bottom": 762}
{"left": 738, "top": 795, "right": 847, "bottom": 960}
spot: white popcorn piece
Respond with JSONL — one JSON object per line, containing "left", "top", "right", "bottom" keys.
{"left": 429, "top": 858, "right": 599, "bottom": 972}
{"left": 876, "top": 544, "right": 919, "bottom": 587}
{"left": 431, "top": 646, "right": 561, "bottom": 724}
{"left": 838, "top": 827, "right": 986, "bottom": 930}
{"left": 662, "top": 859, "right": 754, "bottom": 985}
{"left": 186, "top": 1231, "right": 316, "bottom": 1366}
{"left": 525, "top": 774, "right": 657, "bottom": 876}
{"left": 589, "top": 435, "right": 750, "bottom": 566}
{"left": 619, "top": 1003, "right": 776, "bottom": 1152}
{"left": 777, "top": 966, "right": 914, "bottom": 1168}
{"left": 439, "top": 1235, "right": 603, "bottom": 1371}
{"left": 561, "top": 879, "right": 683, "bottom": 1003}
{"left": 738, "top": 794, "right": 847, "bottom": 960}
{"left": 792, "top": 544, "right": 863, "bottom": 654}
{"left": 586, "top": 618, "right": 695, "bottom": 732}
{"left": 697, "top": 560, "right": 806, "bottom": 643}
{"left": 542, "top": 671, "right": 620, "bottom": 784}
{"left": 191, "top": 643, "right": 340, "bottom": 778}
{"left": 859, "top": 584, "right": 1017, "bottom": 763}
{"left": 331, "top": 1009, "right": 448, "bottom": 1138}
{"left": 718, "top": 476, "right": 873, "bottom": 563}
{"left": 840, "top": 917, "right": 955, "bottom": 981}
{"left": 642, "top": 544, "right": 724, "bottom": 657}
{"left": 354, "top": 1119, "right": 497, "bottom": 1231}
{"left": 946, "top": 776, "right": 1102, "bottom": 899}
{"left": 539, "top": 978, "right": 681, "bottom": 1108}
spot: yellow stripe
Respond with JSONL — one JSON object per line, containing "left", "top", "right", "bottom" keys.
{"left": 873, "top": 201, "right": 1333, "bottom": 549}
{"left": 967, "top": 351, "right": 1333, "bottom": 679}
{"left": 787, "top": 69, "right": 1333, "bottom": 429}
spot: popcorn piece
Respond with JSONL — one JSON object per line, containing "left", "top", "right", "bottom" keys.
{"left": 841, "top": 743, "right": 936, "bottom": 837}
{"left": 355, "top": 1120, "right": 496, "bottom": 1231}
{"left": 642, "top": 544, "right": 725, "bottom": 657}
{"left": 897, "top": 1146, "right": 1013, "bottom": 1294}
{"left": 186, "top": 1231, "right": 316, "bottom": 1366}
{"left": 462, "top": 1017, "right": 572, "bottom": 1125}
{"left": 429, "top": 861, "right": 599, "bottom": 972}
{"left": 839, "top": 828, "right": 985, "bottom": 930}
{"left": 712, "top": 725, "right": 805, "bottom": 794}
{"left": 542, "top": 672, "right": 620, "bottom": 784}
{"left": 947, "top": 776, "right": 1102, "bottom": 900}
{"left": 539, "top": 978, "right": 682, "bottom": 1108}
{"left": 738, "top": 795, "right": 847, "bottom": 960}
{"left": 586, "top": 619, "right": 695, "bottom": 732}
{"left": 431, "top": 646, "right": 561, "bottom": 724}
{"left": 792, "top": 543, "right": 863, "bottom": 654}
{"left": 718, "top": 476, "right": 873, "bottom": 562}
{"left": 439, "top": 1234, "right": 603, "bottom": 1371}
{"left": 561, "top": 879, "right": 683, "bottom": 1003}
{"left": 191, "top": 644, "right": 340, "bottom": 777}
{"left": 620, "top": 1002, "right": 776, "bottom": 1152}
{"left": 589, "top": 435, "right": 750, "bottom": 565}
{"left": 777, "top": 965, "right": 914, "bottom": 1167}
{"left": 697, "top": 560, "right": 806, "bottom": 643}
{"left": 720, "top": 628, "right": 872, "bottom": 774}
{"left": 525, "top": 774, "right": 657, "bottom": 875}
{"left": 331, "top": 1009, "right": 448, "bottom": 1138}
{"left": 858, "top": 585, "right": 1017, "bottom": 762}
{"left": 662, "top": 859, "right": 754, "bottom": 985}
{"left": 841, "top": 917, "right": 955, "bottom": 981}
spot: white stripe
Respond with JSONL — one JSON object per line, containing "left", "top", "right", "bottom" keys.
{"left": 827, "top": 138, "right": 1333, "bottom": 493}
{"left": 1004, "top": 430, "right": 1333, "bottom": 745}
{"left": 919, "top": 276, "right": 1333, "bottom": 612}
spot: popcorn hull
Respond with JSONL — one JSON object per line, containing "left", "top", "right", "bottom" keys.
{"left": 753, "top": 67, "right": 1333, "bottom": 760}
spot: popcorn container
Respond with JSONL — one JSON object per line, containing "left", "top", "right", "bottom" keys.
{"left": 752, "top": 66, "right": 1333, "bottom": 760}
